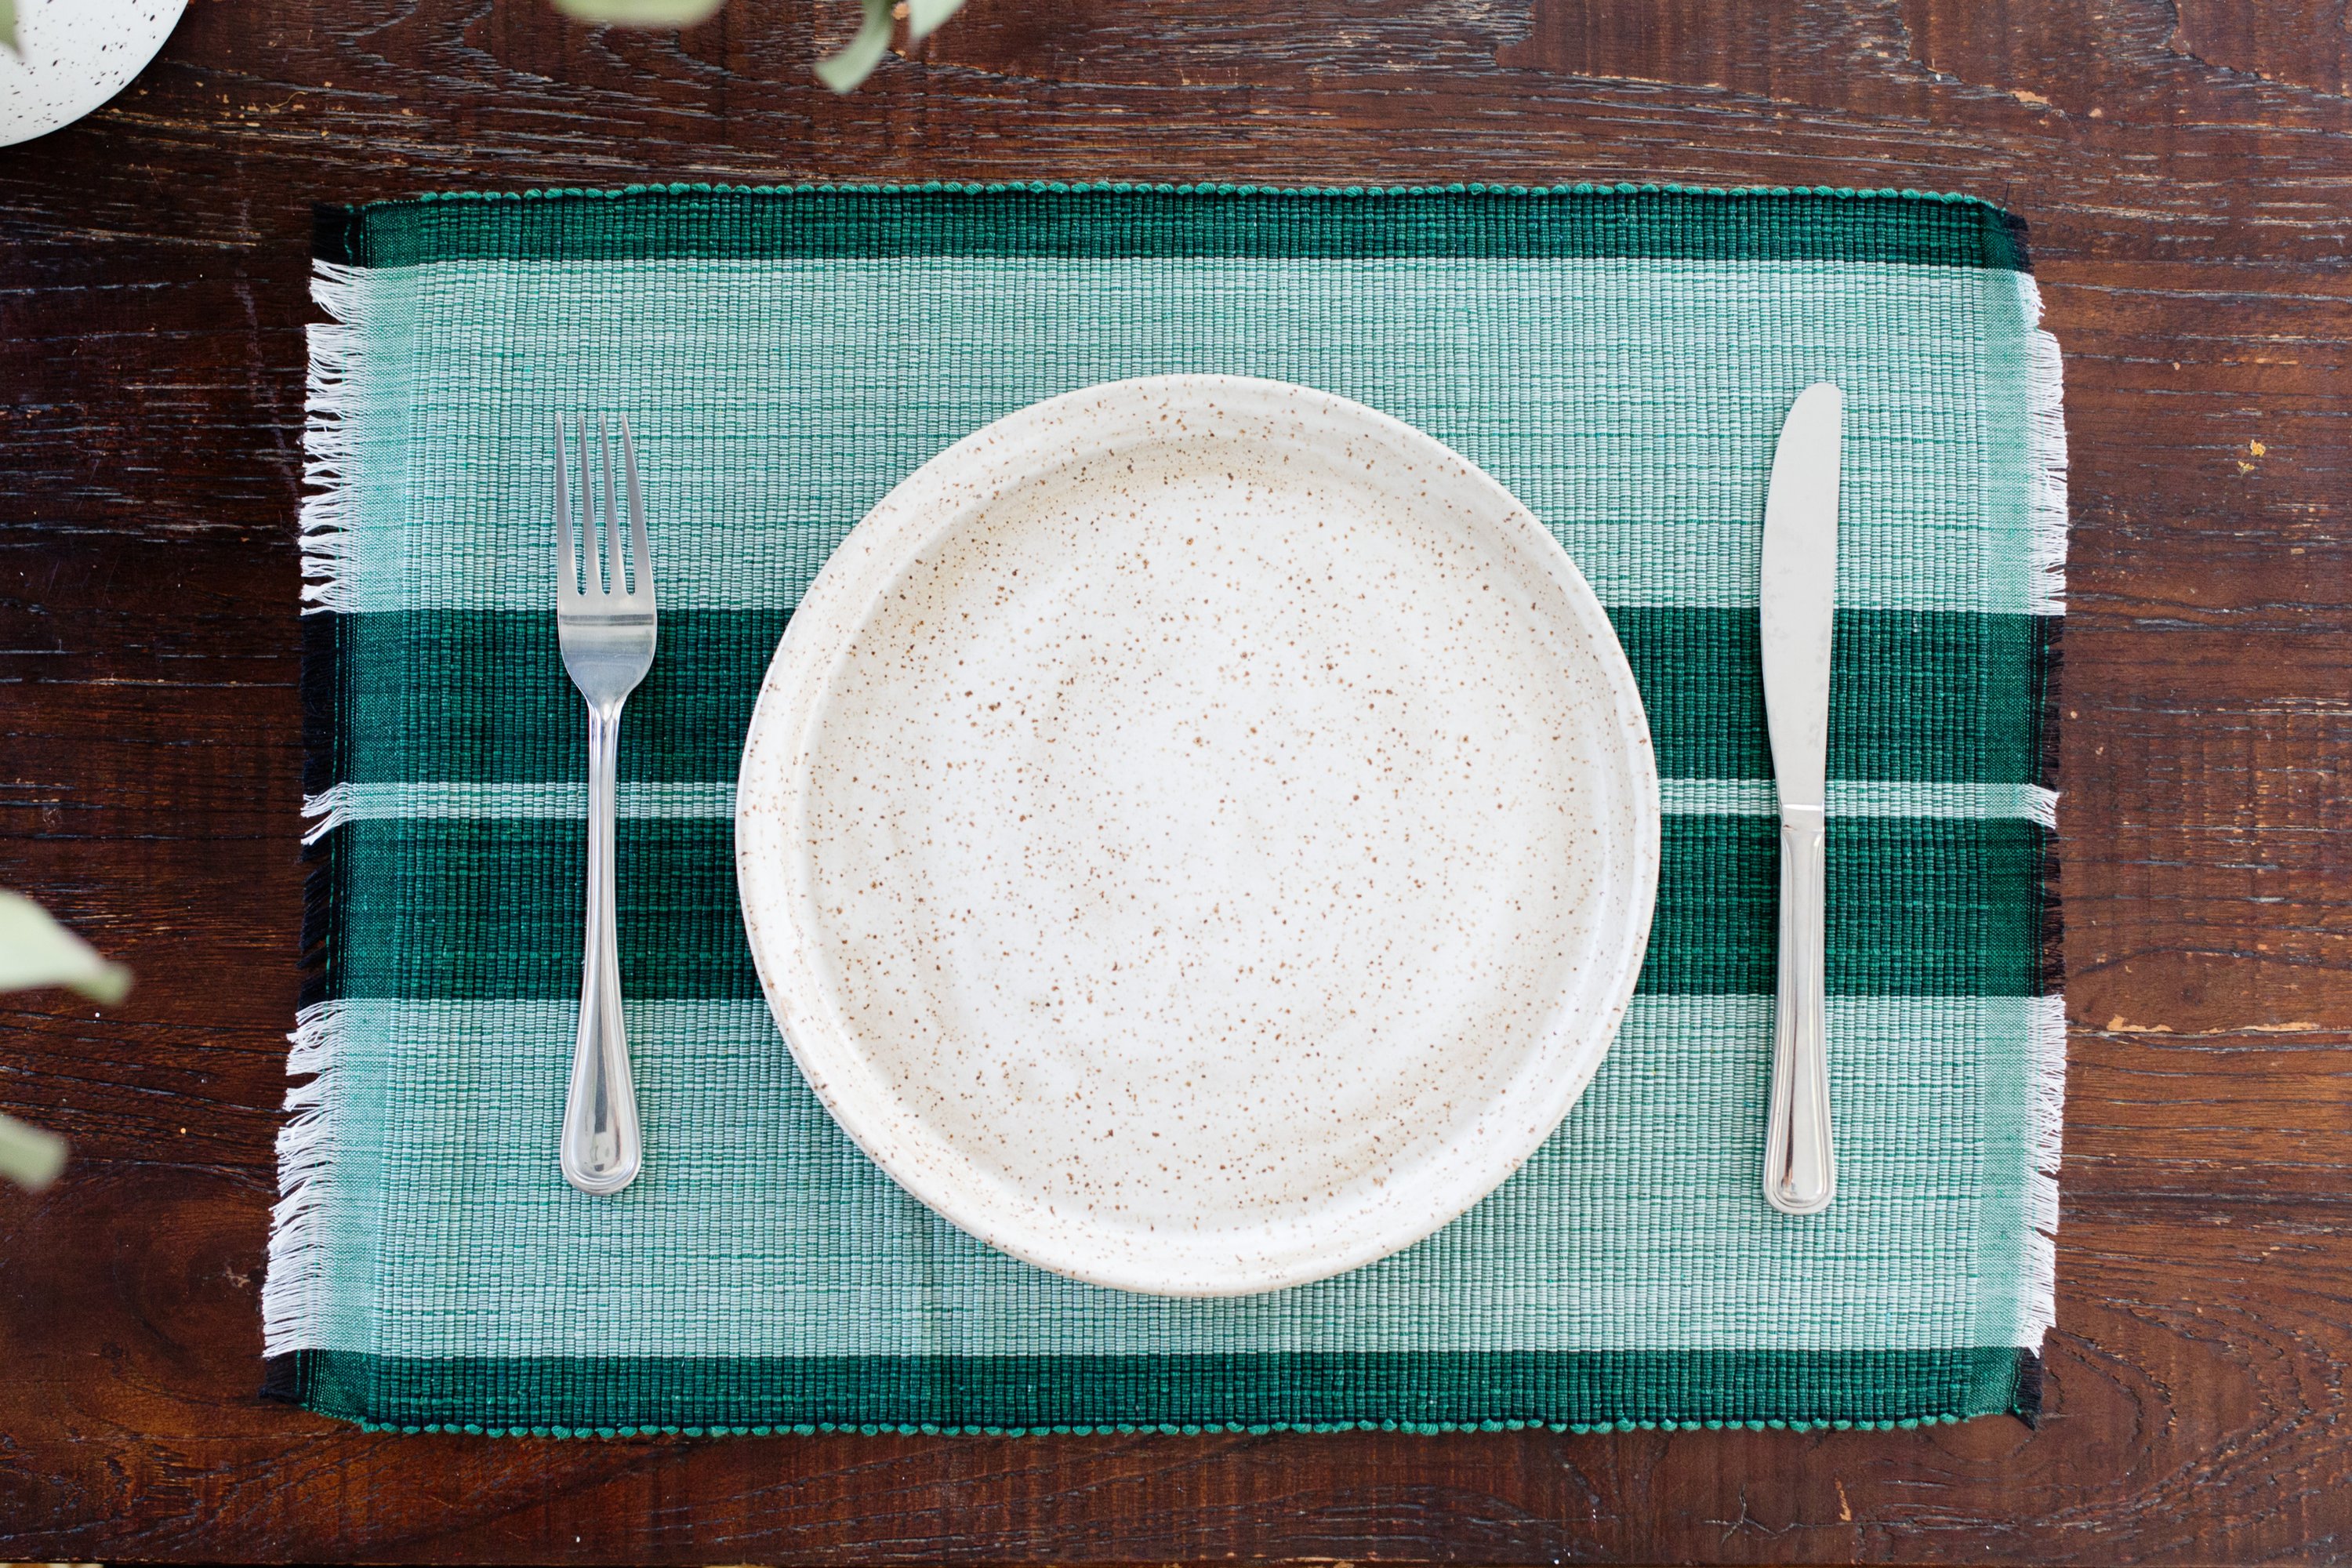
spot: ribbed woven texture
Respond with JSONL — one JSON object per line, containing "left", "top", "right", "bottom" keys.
{"left": 271, "top": 184, "right": 2067, "bottom": 1437}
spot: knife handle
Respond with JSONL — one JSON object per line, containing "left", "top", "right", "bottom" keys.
{"left": 1766, "top": 804, "right": 1835, "bottom": 1214}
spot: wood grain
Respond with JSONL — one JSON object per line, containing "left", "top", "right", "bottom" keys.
{"left": 2, "top": 0, "right": 2350, "bottom": 1559}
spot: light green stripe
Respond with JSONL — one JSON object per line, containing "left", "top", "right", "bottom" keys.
{"left": 299, "top": 992, "right": 2053, "bottom": 1359}
{"left": 332, "top": 256, "right": 2048, "bottom": 616}
{"left": 303, "top": 781, "right": 731, "bottom": 832}
{"left": 308, "top": 778, "right": 2057, "bottom": 829}
{"left": 1661, "top": 779, "right": 2056, "bottom": 824}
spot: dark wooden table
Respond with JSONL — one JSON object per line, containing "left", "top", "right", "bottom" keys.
{"left": 3, "top": 1, "right": 2347, "bottom": 1561}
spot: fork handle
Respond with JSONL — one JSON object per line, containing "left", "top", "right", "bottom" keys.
{"left": 561, "top": 700, "right": 642, "bottom": 1195}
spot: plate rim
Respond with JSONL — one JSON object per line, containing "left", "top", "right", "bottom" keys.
{"left": 736, "top": 373, "right": 1661, "bottom": 1297}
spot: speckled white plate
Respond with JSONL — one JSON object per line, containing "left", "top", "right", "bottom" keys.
{"left": 737, "top": 376, "right": 1659, "bottom": 1297}
{"left": 0, "top": 0, "right": 186, "bottom": 150}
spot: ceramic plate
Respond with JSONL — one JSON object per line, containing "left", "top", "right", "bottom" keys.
{"left": 1, "top": 0, "right": 187, "bottom": 150}
{"left": 737, "top": 376, "right": 1659, "bottom": 1296}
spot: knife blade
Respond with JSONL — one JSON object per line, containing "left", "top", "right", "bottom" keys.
{"left": 1759, "top": 382, "right": 1842, "bottom": 1216}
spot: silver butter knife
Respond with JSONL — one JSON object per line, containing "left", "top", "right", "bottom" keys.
{"left": 1760, "top": 382, "right": 1842, "bottom": 1216}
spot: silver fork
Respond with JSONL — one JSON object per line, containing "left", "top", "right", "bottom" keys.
{"left": 554, "top": 415, "right": 657, "bottom": 1196}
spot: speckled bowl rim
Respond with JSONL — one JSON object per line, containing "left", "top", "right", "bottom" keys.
{"left": 736, "top": 375, "right": 1661, "bottom": 1298}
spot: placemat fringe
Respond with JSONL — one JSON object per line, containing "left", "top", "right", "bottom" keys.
{"left": 300, "top": 261, "right": 368, "bottom": 616}
{"left": 2020, "top": 263, "right": 2067, "bottom": 1351}
{"left": 2020, "top": 274, "right": 2070, "bottom": 617}
{"left": 282, "top": 278, "right": 360, "bottom": 1362}
{"left": 301, "top": 783, "right": 351, "bottom": 846}
{"left": 2024, "top": 991, "right": 2067, "bottom": 1345}
{"left": 261, "top": 1000, "right": 343, "bottom": 1356}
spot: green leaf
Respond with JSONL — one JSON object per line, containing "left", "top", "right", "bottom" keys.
{"left": 550, "top": 0, "right": 726, "bottom": 26}
{"left": 906, "top": 0, "right": 965, "bottom": 41}
{"left": 0, "top": 1110, "right": 66, "bottom": 1192}
{"left": 815, "top": 0, "right": 895, "bottom": 93}
{"left": 0, "top": 0, "right": 17, "bottom": 57}
{"left": 0, "top": 891, "right": 130, "bottom": 1004}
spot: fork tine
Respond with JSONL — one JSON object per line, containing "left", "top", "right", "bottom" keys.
{"left": 619, "top": 415, "right": 652, "bottom": 605}
{"left": 598, "top": 414, "right": 626, "bottom": 597}
{"left": 554, "top": 416, "right": 576, "bottom": 597}
{"left": 577, "top": 413, "right": 601, "bottom": 595}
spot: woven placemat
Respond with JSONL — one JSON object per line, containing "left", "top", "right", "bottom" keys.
{"left": 269, "top": 183, "right": 2065, "bottom": 1436}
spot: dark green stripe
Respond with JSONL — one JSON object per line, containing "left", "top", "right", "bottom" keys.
{"left": 1650, "top": 815, "right": 2045, "bottom": 995}
{"left": 327, "top": 815, "right": 2045, "bottom": 1002}
{"left": 341, "top": 609, "right": 789, "bottom": 786}
{"left": 337, "top": 609, "right": 2051, "bottom": 788}
{"left": 336, "top": 817, "right": 757, "bottom": 1002}
{"left": 317, "top": 186, "right": 2030, "bottom": 271}
{"left": 271, "top": 1346, "right": 2035, "bottom": 1434}
{"left": 1618, "top": 608, "right": 2048, "bottom": 783}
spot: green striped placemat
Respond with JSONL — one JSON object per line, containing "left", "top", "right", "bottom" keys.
{"left": 267, "top": 183, "right": 2066, "bottom": 1436}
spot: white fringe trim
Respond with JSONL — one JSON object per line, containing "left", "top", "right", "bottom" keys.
{"left": 2019, "top": 271, "right": 2065, "bottom": 1348}
{"left": 300, "top": 260, "right": 368, "bottom": 615}
{"left": 2018, "top": 272, "right": 2070, "bottom": 618}
{"left": 299, "top": 783, "right": 349, "bottom": 847}
{"left": 261, "top": 1000, "right": 346, "bottom": 1356}
{"left": 2013, "top": 270, "right": 2070, "bottom": 1354}
{"left": 2019, "top": 991, "right": 2067, "bottom": 1348}
{"left": 268, "top": 261, "right": 369, "bottom": 1352}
